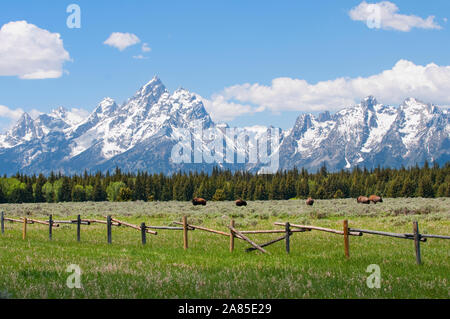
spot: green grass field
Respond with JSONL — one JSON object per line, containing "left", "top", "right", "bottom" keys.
{"left": 0, "top": 198, "right": 449, "bottom": 299}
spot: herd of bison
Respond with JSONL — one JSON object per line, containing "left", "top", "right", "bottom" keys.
{"left": 192, "top": 195, "right": 383, "bottom": 206}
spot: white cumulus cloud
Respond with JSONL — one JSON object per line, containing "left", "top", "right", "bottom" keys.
{"left": 0, "top": 105, "right": 24, "bottom": 121}
{"left": 0, "top": 21, "right": 71, "bottom": 79}
{"left": 142, "top": 43, "right": 151, "bottom": 52}
{"left": 206, "top": 60, "right": 450, "bottom": 120}
{"left": 104, "top": 32, "right": 140, "bottom": 51}
{"left": 0, "top": 105, "right": 43, "bottom": 131}
{"left": 349, "top": 1, "right": 442, "bottom": 31}
{"left": 133, "top": 55, "right": 148, "bottom": 60}
{"left": 199, "top": 94, "right": 264, "bottom": 122}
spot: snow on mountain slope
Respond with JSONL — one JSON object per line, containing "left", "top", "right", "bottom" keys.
{"left": 295, "top": 116, "right": 335, "bottom": 155}
{"left": 397, "top": 98, "right": 437, "bottom": 153}
{"left": 279, "top": 96, "right": 449, "bottom": 171}
{"left": 361, "top": 103, "right": 397, "bottom": 153}
{"left": 94, "top": 81, "right": 211, "bottom": 160}
{"left": 0, "top": 76, "right": 448, "bottom": 174}
{"left": 0, "top": 112, "right": 37, "bottom": 148}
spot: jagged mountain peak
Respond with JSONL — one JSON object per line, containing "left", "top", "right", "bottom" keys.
{"left": 293, "top": 113, "right": 313, "bottom": 131}
{"left": 171, "top": 87, "right": 197, "bottom": 101}
{"left": 399, "top": 97, "right": 437, "bottom": 114}
{"left": 120, "top": 77, "right": 168, "bottom": 116}
{"left": 401, "top": 97, "right": 425, "bottom": 107}
{"left": 50, "top": 106, "right": 67, "bottom": 116}
{"left": 99, "top": 96, "right": 115, "bottom": 105}
{"left": 317, "top": 111, "right": 331, "bottom": 122}
{"left": 17, "top": 111, "right": 33, "bottom": 122}
{"left": 362, "top": 95, "right": 378, "bottom": 107}
{"left": 0, "top": 82, "right": 448, "bottom": 174}
{"left": 134, "top": 76, "right": 166, "bottom": 98}
{"left": 95, "top": 97, "right": 117, "bottom": 115}
{"left": 12, "top": 112, "right": 35, "bottom": 134}
{"left": 8, "top": 112, "right": 36, "bottom": 142}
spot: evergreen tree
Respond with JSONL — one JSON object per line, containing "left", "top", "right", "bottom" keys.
{"left": 417, "top": 175, "right": 434, "bottom": 198}
{"left": 134, "top": 173, "right": 146, "bottom": 201}
{"left": 93, "top": 179, "right": 107, "bottom": 202}
{"left": 161, "top": 182, "right": 172, "bottom": 201}
{"left": 0, "top": 161, "right": 448, "bottom": 203}
{"left": 315, "top": 186, "right": 326, "bottom": 199}
{"left": 59, "top": 177, "right": 72, "bottom": 202}
{"left": 34, "top": 174, "right": 46, "bottom": 203}
{"left": 0, "top": 185, "right": 6, "bottom": 203}
{"left": 401, "top": 177, "right": 416, "bottom": 197}
{"left": 9, "top": 188, "right": 26, "bottom": 203}
{"left": 296, "top": 179, "right": 309, "bottom": 199}
{"left": 23, "top": 179, "right": 34, "bottom": 203}
{"left": 285, "top": 176, "right": 296, "bottom": 199}
{"left": 386, "top": 177, "right": 403, "bottom": 198}
{"left": 436, "top": 183, "right": 447, "bottom": 198}
{"left": 72, "top": 185, "right": 86, "bottom": 202}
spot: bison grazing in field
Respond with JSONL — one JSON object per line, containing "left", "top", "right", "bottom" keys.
{"left": 305, "top": 197, "right": 314, "bottom": 206}
{"left": 369, "top": 195, "right": 383, "bottom": 204}
{"left": 357, "top": 196, "right": 370, "bottom": 204}
{"left": 235, "top": 199, "right": 247, "bottom": 207}
{"left": 192, "top": 197, "right": 207, "bottom": 206}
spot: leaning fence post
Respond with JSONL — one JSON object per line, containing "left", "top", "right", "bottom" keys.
{"left": 413, "top": 221, "right": 421, "bottom": 265}
{"left": 230, "top": 219, "right": 235, "bottom": 252}
{"left": 77, "top": 214, "right": 81, "bottom": 242}
{"left": 107, "top": 215, "right": 112, "bottom": 244}
{"left": 285, "top": 222, "right": 291, "bottom": 254}
{"left": 49, "top": 215, "right": 53, "bottom": 240}
{"left": 343, "top": 220, "right": 349, "bottom": 258}
{"left": 23, "top": 217, "right": 27, "bottom": 240}
{"left": 1, "top": 211, "right": 4, "bottom": 235}
{"left": 183, "top": 216, "right": 188, "bottom": 250}
{"left": 141, "top": 222, "right": 146, "bottom": 245}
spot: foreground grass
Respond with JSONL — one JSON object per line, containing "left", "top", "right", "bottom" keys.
{"left": 0, "top": 198, "right": 449, "bottom": 299}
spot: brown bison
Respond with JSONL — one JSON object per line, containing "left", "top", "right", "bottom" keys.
{"left": 305, "top": 197, "right": 314, "bottom": 206}
{"left": 357, "top": 196, "right": 370, "bottom": 204}
{"left": 235, "top": 199, "right": 247, "bottom": 207}
{"left": 192, "top": 197, "right": 207, "bottom": 206}
{"left": 369, "top": 195, "right": 383, "bottom": 204}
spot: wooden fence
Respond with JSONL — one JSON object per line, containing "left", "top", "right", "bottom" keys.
{"left": 1, "top": 210, "right": 449, "bottom": 265}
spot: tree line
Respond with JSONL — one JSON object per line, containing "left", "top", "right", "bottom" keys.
{"left": 0, "top": 161, "right": 449, "bottom": 204}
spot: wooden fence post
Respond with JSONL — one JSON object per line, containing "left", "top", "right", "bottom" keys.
{"left": 413, "top": 221, "right": 421, "bottom": 265}
{"left": 230, "top": 219, "right": 235, "bottom": 252}
{"left": 77, "top": 214, "right": 81, "bottom": 242}
{"left": 343, "top": 220, "right": 349, "bottom": 258}
{"left": 1, "top": 211, "right": 4, "bottom": 235}
{"left": 49, "top": 215, "right": 53, "bottom": 240}
{"left": 183, "top": 216, "right": 188, "bottom": 250}
{"left": 23, "top": 217, "right": 27, "bottom": 240}
{"left": 107, "top": 215, "right": 112, "bottom": 244}
{"left": 141, "top": 222, "right": 146, "bottom": 245}
{"left": 285, "top": 222, "right": 291, "bottom": 254}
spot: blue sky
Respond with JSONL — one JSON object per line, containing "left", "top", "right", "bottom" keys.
{"left": 1, "top": 0, "right": 450, "bottom": 131}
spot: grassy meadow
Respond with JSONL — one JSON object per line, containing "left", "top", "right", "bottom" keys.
{"left": 0, "top": 198, "right": 449, "bottom": 299}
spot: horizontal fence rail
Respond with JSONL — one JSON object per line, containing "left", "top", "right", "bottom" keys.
{"left": 348, "top": 228, "right": 427, "bottom": 242}
{"left": 274, "top": 222, "right": 362, "bottom": 236}
{"left": 1, "top": 210, "right": 449, "bottom": 265}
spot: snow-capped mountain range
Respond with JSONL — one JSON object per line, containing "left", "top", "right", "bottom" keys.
{"left": 0, "top": 77, "right": 448, "bottom": 175}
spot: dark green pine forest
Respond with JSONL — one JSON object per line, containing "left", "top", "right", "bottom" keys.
{"left": 0, "top": 161, "right": 449, "bottom": 204}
